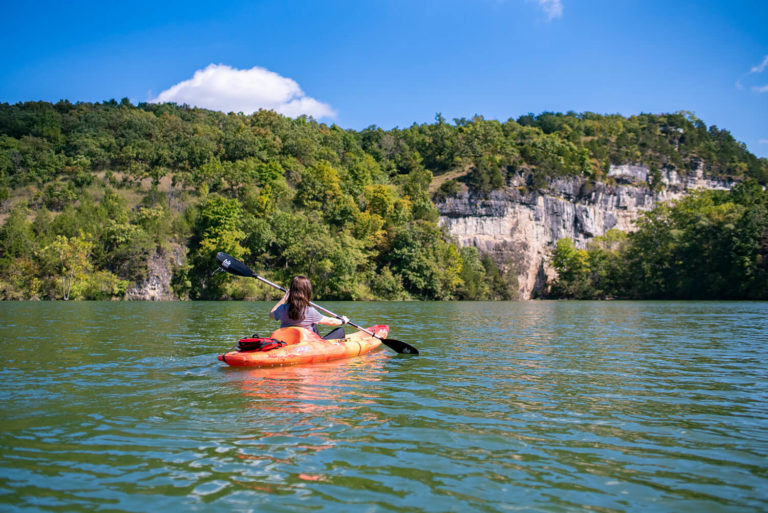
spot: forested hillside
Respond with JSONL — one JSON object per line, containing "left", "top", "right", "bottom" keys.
{"left": 548, "top": 182, "right": 768, "bottom": 300}
{"left": 1, "top": 100, "right": 766, "bottom": 300}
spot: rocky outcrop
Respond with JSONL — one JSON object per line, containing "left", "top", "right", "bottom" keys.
{"left": 437, "top": 165, "right": 734, "bottom": 299}
{"left": 125, "top": 243, "right": 187, "bottom": 301}
{"left": 608, "top": 162, "right": 735, "bottom": 191}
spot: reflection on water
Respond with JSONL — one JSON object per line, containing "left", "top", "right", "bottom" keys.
{"left": 224, "top": 354, "right": 391, "bottom": 487}
{"left": 1, "top": 301, "right": 767, "bottom": 512}
{"left": 232, "top": 351, "right": 389, "bottom": 413}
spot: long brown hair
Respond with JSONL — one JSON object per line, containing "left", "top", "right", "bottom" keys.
{"left": 287, "top": 275, "right": 313, "bottom": 320}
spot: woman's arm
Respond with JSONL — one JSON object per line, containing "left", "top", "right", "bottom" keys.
{"left": 318, "top": 315, "right": 349, "bottom": 326}
{"left": 269, "top": 291, "right": 289, "bottom": 319}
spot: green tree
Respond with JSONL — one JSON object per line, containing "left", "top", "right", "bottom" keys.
{"left": 294, "top": 160, "right": 344, "bottom": 212}
{"left": 456, "top": 246, "right": 491, "bottom": 299}
{"left": 549, "top": 238, "right": 592, "bottom": 298}
{"left": 385, "top": 221, "right": 463, "bottom": 299}
{"left": 40, "top": 233, "right": 93, "bottom": 300}
{"left": 188, "top": 195, "right": 248, "bottom": 298}
{"left": 482, "top": 254, "right": 518, "bottom": 300}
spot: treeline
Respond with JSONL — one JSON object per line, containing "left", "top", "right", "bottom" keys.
{"left": 1, "top": 100, "right": 766, "bottom": 300}
{"left": 548, "top": 182, "right": 768, "bottom": 300}
{"left": 0, "top": 100, "right": 517, "bottom": 300}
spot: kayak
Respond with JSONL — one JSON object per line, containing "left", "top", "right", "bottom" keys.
{"left": 218, "top": 325, "right": 389, "bottom": 368}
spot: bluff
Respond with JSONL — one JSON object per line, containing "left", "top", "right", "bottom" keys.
{"left": 124, "top": 244, "right": 186, "bottom": 301}
{"left": 437, "top": 164, "right": 735, "bottom": 299}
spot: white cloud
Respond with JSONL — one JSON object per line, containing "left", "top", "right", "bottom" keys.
{"left": 150, "top": 64, "right": 336, "bottom": 119}
{"left": 760, "top": 139, "right": 768, "bottom": 145}
{"left": 750, "top": 55, "right": 768, "bottom": 74}
{"left": 534, "top": 0, "right": 563, "bottom": 20}
{"left": 753, "top": 85, "right": 768, "bottom": 93}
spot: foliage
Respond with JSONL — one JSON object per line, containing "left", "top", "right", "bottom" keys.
{"left": 1, "top": 100, "right": 766, "bottom": 300}
{"left": 39, "top": 233, "right": 93, "bottom": 300}
{"left": 547, "top": 184, "right": 768, "bottom": 300}
{"left": 188, "top": 194, "right": 248, "bottom": 299}
{"left": 549, "top": 238, "right": 592, "bottom": 299}
{"left": 384, "top": 221, "right": 463, "bottom": 300}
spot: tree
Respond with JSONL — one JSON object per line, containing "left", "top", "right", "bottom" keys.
{"left": 40, "top": 233, "right": 93, "bottom": 300}
{"left": 549, "top": 238, "right": 592, "bottom": 298}
{"left": 464, "top": 155, "right": 504, "bottom": 194}
{"left": 456, "top": 246, "right": 490, "bottom": 299}
{"left": 0, "top": 203, "right": 36, "bottom": 264}
{"left": 385, "top": 221, "right": 463, "bottom": 299}
{"left": 188, "top": 195, "right": 249, "bottom": 298}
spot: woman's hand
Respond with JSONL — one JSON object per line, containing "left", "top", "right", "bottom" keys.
{"left": 340, "top": 315, "right": 349, "bottom": 325}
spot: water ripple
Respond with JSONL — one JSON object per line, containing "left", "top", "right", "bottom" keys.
{"left": 1, "top": 301, "right": 768, "bottom": 512}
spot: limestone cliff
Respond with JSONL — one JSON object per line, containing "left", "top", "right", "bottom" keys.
{"left": 125, "top": 244, "right": 186, "bottom": 301}
{"left": 437, "top": 165, "right": 734, "bottom": 299}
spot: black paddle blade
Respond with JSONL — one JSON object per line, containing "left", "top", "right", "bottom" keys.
{"left": 380, "top": 337, "right": 419, "bottom": 355}
{"left": 216, "top": 252, "right": 256, "bottom": 278}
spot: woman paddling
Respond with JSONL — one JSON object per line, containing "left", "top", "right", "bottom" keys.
{"left": 270, "top": 275, "right": 348, "bottom": 338}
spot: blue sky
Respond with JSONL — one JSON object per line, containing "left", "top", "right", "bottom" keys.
{"left": 1, "top": 0, "right": 767, "bottom": 157}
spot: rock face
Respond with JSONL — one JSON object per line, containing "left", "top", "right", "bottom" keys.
{"left": 437, "top": 165, "right": 734, "bottom": 299}
{"left": 125, "top": 244, "right": 186, "bottom": 301}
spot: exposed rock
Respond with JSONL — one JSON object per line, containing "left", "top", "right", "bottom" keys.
{"left": 608, "top": 162, "right": 734, "bottom": 192}
{"left": 607, "top": 164, "right": 651, "bottom": 184}
{"left": 437, "top": 167, "right": 735, "bottom": 299}
{"left": 125, "top": 243, "right": 187, "bottom": 301}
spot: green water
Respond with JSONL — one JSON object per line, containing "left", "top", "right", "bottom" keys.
{"left": 1, "top": 301, "right": 767, "bottom": 512}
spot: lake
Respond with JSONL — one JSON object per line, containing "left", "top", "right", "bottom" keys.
{"left": 1, "top": 301, "right": 767, "bottom": 512}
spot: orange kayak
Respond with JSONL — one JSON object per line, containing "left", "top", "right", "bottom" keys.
{"left": 218, "top": 325, "right": 388, "bottom": 368}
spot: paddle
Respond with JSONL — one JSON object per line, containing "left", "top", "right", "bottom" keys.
{"left": 215, "top": 252, "right": 419, "bottom": 355}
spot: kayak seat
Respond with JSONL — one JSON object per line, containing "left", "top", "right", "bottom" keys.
{"left": 270, "top": 326, "right": 313, "bottom": 346}
{"left": 322, "top": 327, "right": 346, "bottom": 340}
